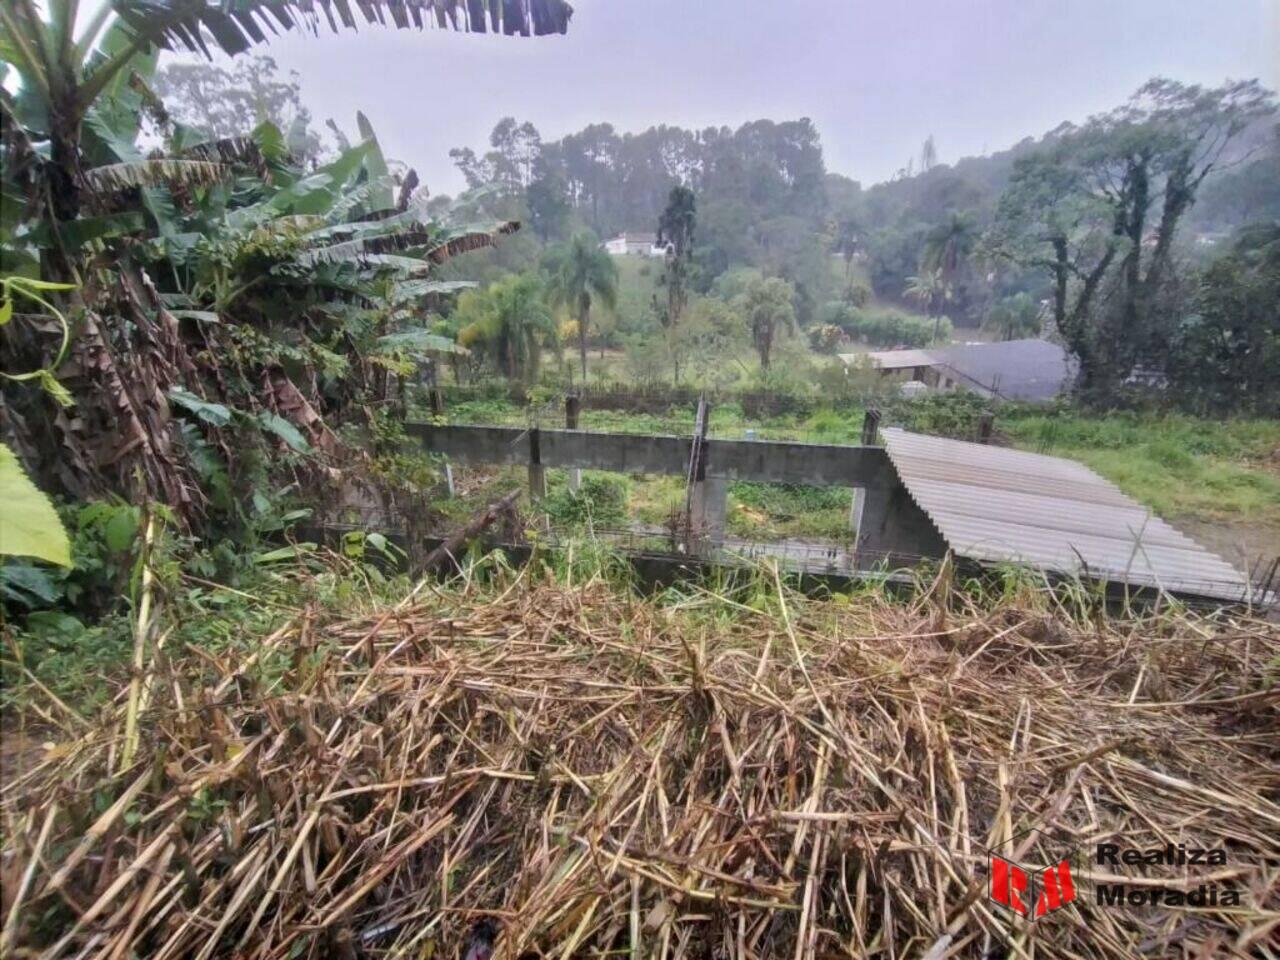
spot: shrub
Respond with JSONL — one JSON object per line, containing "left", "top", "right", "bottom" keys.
{"left": 818, "top": 301, "right": 950, "bottom": 347}
{"left": 542, "top": 473, "right": 631, "bottom": 528}
{"left": 808, "top": 323, "right": 845, "bottom": 353}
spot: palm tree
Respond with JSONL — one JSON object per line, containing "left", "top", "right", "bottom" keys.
{"left": 833, "top": 218, "right": 860, "bottom": 286}
{"left": 738, "top": 275, "right": 796, "bottom": 371}
{"left": 543, "top": 233, "right": 618, "bottom": 380}
{"left": 904, "top": 267, "right": 952, "bottom": 341}
{"left": 457, "top": 275, "right": 557, "bottom": 383}
{"left": 923, "top": 212, "right": 977, "bottom": 277}
{"left": 904, "top": 268, "right": 947, "bottom": 315}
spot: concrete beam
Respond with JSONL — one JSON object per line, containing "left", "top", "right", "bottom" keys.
{"left": 406, "top": 423, "right": 894, "bottom": 488}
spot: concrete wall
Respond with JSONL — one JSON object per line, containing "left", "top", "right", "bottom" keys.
{"left": 407, "top": 424, "right": 892, "bottom": 487}
{"left": 406, "top": 422, "right": 946, "bottom": 565}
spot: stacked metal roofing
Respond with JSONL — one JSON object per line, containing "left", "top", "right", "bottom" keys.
{"left": 881, "top": 428, "right": 1255, "bottom": 602}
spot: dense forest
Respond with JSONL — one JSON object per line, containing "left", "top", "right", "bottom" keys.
{"left": 433, "top": 82, "right": 1279, "bottom": 408}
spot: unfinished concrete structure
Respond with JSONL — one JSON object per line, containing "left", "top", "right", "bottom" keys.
{"left": 409, "top": 419, "right": 1262, "bottom": 603}
{"left": 406, "top": 422, "right": 946, "bottom": 563}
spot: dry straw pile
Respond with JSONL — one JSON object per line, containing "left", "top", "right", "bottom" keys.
{"left": 2, "top": 570, "right": 1278, "bottom": 959}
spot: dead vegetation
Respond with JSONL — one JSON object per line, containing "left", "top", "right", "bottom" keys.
{"left": 2, "top": 567, "right": 1278, "bottom": 959}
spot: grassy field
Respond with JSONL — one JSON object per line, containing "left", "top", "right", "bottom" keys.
{"left": 1001, "top": 411, "right": 1280, "bottom": 524}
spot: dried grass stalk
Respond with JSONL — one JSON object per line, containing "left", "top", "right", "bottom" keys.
{"left": 2, "top": 575, "right": 1277, "bottom": 959}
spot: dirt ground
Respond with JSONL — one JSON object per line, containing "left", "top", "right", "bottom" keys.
{"left": 1172, "top": 515, "right": 1280, "bottom": 585}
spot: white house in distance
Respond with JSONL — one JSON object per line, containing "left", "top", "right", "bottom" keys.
{"left": 603, "top": 232, "right": 671, "bottom": 257}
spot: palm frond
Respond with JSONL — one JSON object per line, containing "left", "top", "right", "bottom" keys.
{"left": 182, "top": 136, "right": 269, "bottom": 177}
{"left": 391, "top": 279, "right": 478, "bottom": 303}
{"left": 248, "top": 214, "right": 329, "bottom": 241}
{"left": 111, "top": 0, "right": 572, "bottom": 61}
{"left": 425, "top": 221, "right": 520, "bottom": 263}
{"left": 82, "top": 158, "right": 229, "bottom": 194}
{"left": 359, "top": 254, "right": 435, "bottom": 276}
{"left": 298, "top": 219, "right": 518, "bottom": 267}
{"left": 375, "top": 329, "right": 469, "bottom": 356}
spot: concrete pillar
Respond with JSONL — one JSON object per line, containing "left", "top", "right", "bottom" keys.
{"left": 690, "top": 476, "right": 728, "bottom": 554}
{"left": 565, "top": 394, "right": 582, "bottom": 492}
{"left": 528, "top": 428, "right": 546, "bottom": 502}
{"left": 443, "top": 462, "right": 455, "bottom": 498}
{"left": 853, "top": 484, "right": 894, "bottom": 566}
{"left": 852, "top": 405, "right": 883, "bottom": 539}
{"left": 861, "top": 408, "right": 882, "bottom": 445}
{"left": 978, "top": 412, "right": 994, "bottom": 444}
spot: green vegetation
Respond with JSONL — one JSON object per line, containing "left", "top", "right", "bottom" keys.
{"left": 816, "top": 301, "right": 952, "bottom": 349}
{"left": 1004, "top": 411, "right": 1280, "bottom": 525}
{"left": 543, "top": 232, "right": 620, "bottom": 380}
{"left": 727, "top": 483, "right": 852, "bottom": 541}
{"left": 542, "top": 472, "right": 632, "bottom": 529}
{"left": 989, "top": 80, "right": 1275, "bottom": 403}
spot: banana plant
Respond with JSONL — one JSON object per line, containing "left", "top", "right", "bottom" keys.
{"left": 0, "top": 0, "right": 572, "bottom": 274}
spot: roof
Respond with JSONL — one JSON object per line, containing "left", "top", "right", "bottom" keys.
{"left": 881, "top": 428, "right": 1254, "bottom": 602}
{"left": 930, "top": 339, "right": 1074, "bottom": 401}
{"left": 853, "top": 339, "right": 1074, "bottom": 401}
{"left": 859, "top": 348, "right": 935, "bottom": 370}
{"left": 613, "top": 232, "right": 658, "bottom": 244}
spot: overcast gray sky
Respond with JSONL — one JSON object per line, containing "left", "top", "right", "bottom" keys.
{"left": 163, "top": 0, "right": 1278, "bottom": 195}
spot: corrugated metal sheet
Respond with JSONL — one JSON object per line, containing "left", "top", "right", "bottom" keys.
{"left": 881, "top": 428, "right": 1254, "bottom": 602}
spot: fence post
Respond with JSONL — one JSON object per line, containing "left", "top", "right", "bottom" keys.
{"left": 851, "top": 408, "right": 882, "bottom": 533}
{"left": 528, "top": 427, "right": 546, "bottom": 503}
{"left": 978, "top": 412, "right": 994, "bottom": 444}
{"left": 565, "top": 393, "right": 582, "bottom": 492}
{"left": 861, "top": 407, "right": 882, "bottom": 445}
{"left": 684, "top": 398, "right": 719, "bottom": 556}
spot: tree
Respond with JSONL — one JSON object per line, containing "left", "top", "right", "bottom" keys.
{"left": 904, "top": 268, "right": 951, "bottom": 318}
{"left": 457, "top": 275, "right": 557, "bottom": 383}
{"left": 151, "top": 55, "right": 323, "bottom": 162}
{"left": 921, "top": 134, "right": 938, "bottom": 172}
{"left": 984, "top": 292, "right": 1043, "bottom": 341}
{"left": 656, "top": 185, "right": 696, "bottom": 326}
{"left": 451, "top": 117, "right": 545, "bottom": 195}
{"left": 737, "top": 276, "right": 796, "bottom": 371}
{"left": 0, "top": 0, "right": 570, "bottom": 507}
{"left": 923, "top": 211, "right": 977, "bottom": 277}
{"left": 526, "top": 163, "right": 572, "bottom": 242}
{"left": 1166, "top": 224, "right": 1280, "bottom": 415}
{"left": 988, "top": 78, "right": 1276, "bottom": 398}
{"left": 833, "top": 217, "right": 861, "bottom": 288}
{"left": 543, "top": 233, "right": 619, "bottom": 380}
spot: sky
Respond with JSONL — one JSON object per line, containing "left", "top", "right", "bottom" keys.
{"left": 156, "top": 0, "right": 1277, "bottom": 196}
